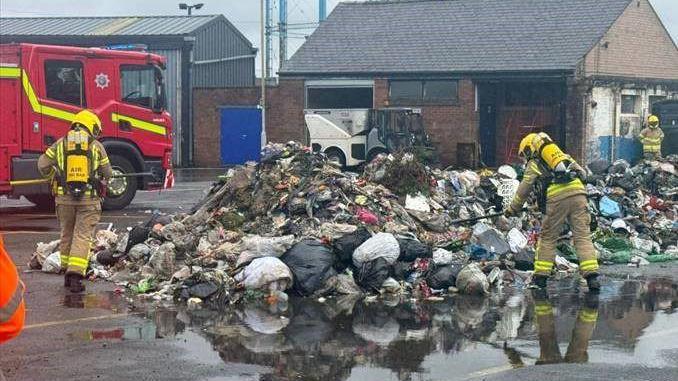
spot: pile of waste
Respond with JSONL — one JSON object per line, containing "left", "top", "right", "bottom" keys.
{"left": 30, "top": 143, "right": 678, "bottom": 308}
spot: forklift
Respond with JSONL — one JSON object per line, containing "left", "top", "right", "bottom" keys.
{"left": 305, "top": 107, "right": 433, "bottom": 167}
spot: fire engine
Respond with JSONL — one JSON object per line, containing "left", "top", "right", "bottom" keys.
{"left": 0, "top": 43, "right": 173, "bottom": 209}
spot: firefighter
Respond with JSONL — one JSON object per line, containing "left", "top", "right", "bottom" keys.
{"left": 0, "top": 234, "right": 25, "bottom": 345}
{"left": 534, "top": 292, "right": 599, "bottom": 365}
{"left": 505, "top": 132, "right": 600, "bottom": 292}
{"left": 639, "top": 114, "right": 664, "bottom": 160}
{"left": 38, "top": 110, "right": 112, "bottom": 293}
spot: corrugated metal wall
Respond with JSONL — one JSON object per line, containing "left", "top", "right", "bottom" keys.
{"left": 192, "top": 19, "right": 255, "bottom": 88}
{"left": 149, "top": 48, "right": 182, "bottom": 165}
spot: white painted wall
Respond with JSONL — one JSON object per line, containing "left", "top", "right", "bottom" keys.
{"left": 585, "top": 85, "right": 677, "bottom": 162}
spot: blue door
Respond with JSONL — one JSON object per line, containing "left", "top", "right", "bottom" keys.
{"left": 220, "top": 107, "right": 262, "bottom": 165}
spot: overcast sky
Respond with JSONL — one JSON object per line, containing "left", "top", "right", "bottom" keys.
{"left": 1, "top": 0, "right": 676, "bottom": 75}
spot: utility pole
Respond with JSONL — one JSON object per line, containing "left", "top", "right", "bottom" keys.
{"left": 278, "top": 0, "right": 287, "bottom": 70}
{"left": 264, "top": 0, "right": 272, "bottom": 79}
{"left": 319, "top": 0, "right": 327, "bottom": 21}
{"left": 260, "top": 0, "right": 267, "bottom": 146}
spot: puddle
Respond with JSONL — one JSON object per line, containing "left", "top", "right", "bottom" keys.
{"left": 62, "top": 291, "right": 129, "bottom": 312}
{"left": 111, "top": 278, "right": 678, "bottom": 380}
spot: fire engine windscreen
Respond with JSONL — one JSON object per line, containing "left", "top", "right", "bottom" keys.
{"left": 120, "top": 65, "right": 166, "bottom": 112}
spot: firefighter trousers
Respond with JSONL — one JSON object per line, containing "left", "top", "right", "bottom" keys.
{"left": 56, "top": 203, "right": 101, "bottom": 276}
{"left": 534, "top": 194, "right": 599, "bottom": 277}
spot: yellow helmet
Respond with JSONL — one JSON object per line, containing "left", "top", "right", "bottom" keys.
{"left": 518, "top": 133, "right": 537, "bottom": 158}
{"left": 71, "top": 110, "right": 102, "bottom": 137}
{"left": 648, "top": 114, "right": 659, "bottom": 128}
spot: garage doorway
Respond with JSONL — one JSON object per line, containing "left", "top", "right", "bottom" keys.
{"left": 477, "top": 81, "right": 566, "bottom": 166}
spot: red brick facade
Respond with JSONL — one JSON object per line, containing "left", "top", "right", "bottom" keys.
{"left": 374, "top": 78, "right": 479, "bottom": 166}
{"left": 192, "top": 79, "right": 305, "bottom": 167}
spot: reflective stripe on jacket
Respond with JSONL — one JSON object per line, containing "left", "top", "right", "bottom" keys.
{"left": 38, "top": 138, "right": 112, "bottom": 202}
{"left": 639, "top": 127, "right": 664, "bottom": 153}
{"left": 0, "top": 235, "right": 25, "bottom": 344}
{"left": 510, "top": 159, "right": 587, "bottom": 212}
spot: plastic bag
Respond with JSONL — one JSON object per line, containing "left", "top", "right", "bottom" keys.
{"left": 149, "top": 242, "right": 176, "bottom": 279}
{"left": 352, "top": 233, "right": 400, "bottom": 267}
{"left": 234, "top": 256, "right": 293, "bottom": 292}
{"left": 42, "top": 251, "right": 62, "bottom": 273}
{"left": 281, "top": 239, "right": 337, "bottom": 296}
{"left": 355, "top": 257, "right": 391, "bottom": 291}
{"left": 128, "top": 243, "right": 152, "bottom": 261}
{"left": 426, "top": 263, "right": 462, "bottom": 289}
{"left": 333, "top": 227, "right": 372, "bottom": 268}
{"left": 476, "top": 229, "right": 511, "bottom": 256}
{"left": 432, "top": 248, "right": 454, "bottom": 266}
{"left": 319, "top": 223, "right": 357, "bottom": 239}
{"left": 405, "top": 193, "right": 430, "bottom": 213}
{"left": 236, "top": 235, "right": 295, "bottom": 267}
{"left": 599, "top": 196, "right": 622, "bottom": 218}
{"left": 507, "top": 228, "right": 528, "bottom": 253}
{"left": 631, "top": 237, "right": 660, "bottom": 254}
{"left": 397, "top": 237, "right": 432, "bottom": 262}
{"left": 456, "top": 263, "right": 489, "bottom": 295}
{"left": 30, "top": 239, "right": 60, "bottom": 270}
{"left": 513, "top": 248, "right": 535, "bottom": 271}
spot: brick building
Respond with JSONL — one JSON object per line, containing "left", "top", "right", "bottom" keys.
{"left": 194, "top": 0, "right": 678, "bottom": 167}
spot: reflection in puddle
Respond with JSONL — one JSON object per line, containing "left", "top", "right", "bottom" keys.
{"left": 69, "top": 309, "right": 186, "bottom": 342}
{"left": 62, "top": 291, "right": 127, "bottom": 312}
{"left": 110, "top": 278, "right": 678, "bottom": 380}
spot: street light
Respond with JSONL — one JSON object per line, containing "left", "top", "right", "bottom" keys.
{"left": 179, "top": 3, "right": 204, "bottom": 16}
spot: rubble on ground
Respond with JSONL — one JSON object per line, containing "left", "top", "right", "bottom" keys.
{"left": 30, "top": 143, "right": 678, "bottom": 308}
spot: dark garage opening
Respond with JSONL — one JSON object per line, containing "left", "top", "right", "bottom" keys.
{"left": 478, "top": 81, "right": 566, "bottom": 166}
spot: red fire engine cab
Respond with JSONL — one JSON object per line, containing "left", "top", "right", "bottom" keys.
{"left": 0, "top": 43, "right": 173, "bottom": 209}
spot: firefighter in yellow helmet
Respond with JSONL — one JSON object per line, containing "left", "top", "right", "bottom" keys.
{"left": 37, "top": 110, "right": 113, "bottom": 293}
{"left": 506, "top": 132, "right": 600, "bottom": 292}
{"left": 639, "top": 115, "right": 663, "bottom": 160}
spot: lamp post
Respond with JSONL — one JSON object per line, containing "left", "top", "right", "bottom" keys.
{"left": 179, "top": 3, "right": 204, "bottom": 16}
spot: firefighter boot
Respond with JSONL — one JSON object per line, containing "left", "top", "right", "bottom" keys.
{"left": 585, "top": 274, "right": 600, "bottom": 293}
{"left": 66, "top": 273, "right": 85, "bottom": 293}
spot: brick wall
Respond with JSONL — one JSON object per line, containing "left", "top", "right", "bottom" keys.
{"left": 583, "top": 0, "right": 678, "bottom": 80}
{"left": 373, "top": 78, "right": 478, "bottom": 166}
{"left": 192, "top": 79, "right": 305, "bottom": 167}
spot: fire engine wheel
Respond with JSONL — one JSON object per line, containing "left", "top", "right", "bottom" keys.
{"left": 324, "top": 148, "right": 346, "bottom": 168}
{"left": 103, "top": 155, "right": 138, "bottom": 210}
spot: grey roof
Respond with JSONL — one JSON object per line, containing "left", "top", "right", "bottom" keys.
{"left": 0, "top": 15, "right": 220, "bottom": 36}
{"left": 281, "top": 0, "right": 633, "bottom": 75}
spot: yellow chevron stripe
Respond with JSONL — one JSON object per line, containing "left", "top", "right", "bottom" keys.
{"left": 111, "top": 113, "right": 166, "bottom": 136}
{"left": 2, "top": 67, "right": 164, "bottom": 134}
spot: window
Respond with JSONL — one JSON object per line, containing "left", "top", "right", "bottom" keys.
{"left": 45, "top": 60, "right": 85, "bottom": 106}
{"left": 390, "top": 81, "right": 422, "bottom": 102}
{"left": 621, "top": 94, "right": 639, "bottom": 114}
{"left": 649, "top": 95, "right": 666, "bottom": 110}
{"left": 424, "top": 80, "right": 458, "bottom": 101}
{"left": 389, "top": 80, "right": 458, "bottom": 104}
{"left": 306, "top": 87, "right": 373, "bottom": 109}
{"left": 121, "top": 65, "right": 162, "bottom": 109}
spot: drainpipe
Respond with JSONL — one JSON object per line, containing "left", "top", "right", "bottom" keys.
{"left": 611, "top": 87, "right": 618, "bottom": 162}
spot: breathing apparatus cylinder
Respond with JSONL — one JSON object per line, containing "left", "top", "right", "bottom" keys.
{"left": 65, "top": 128, "right": 93, "bottom": 198}
{"left": 532, "top": 133, "right": 575, "bottom": 183}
